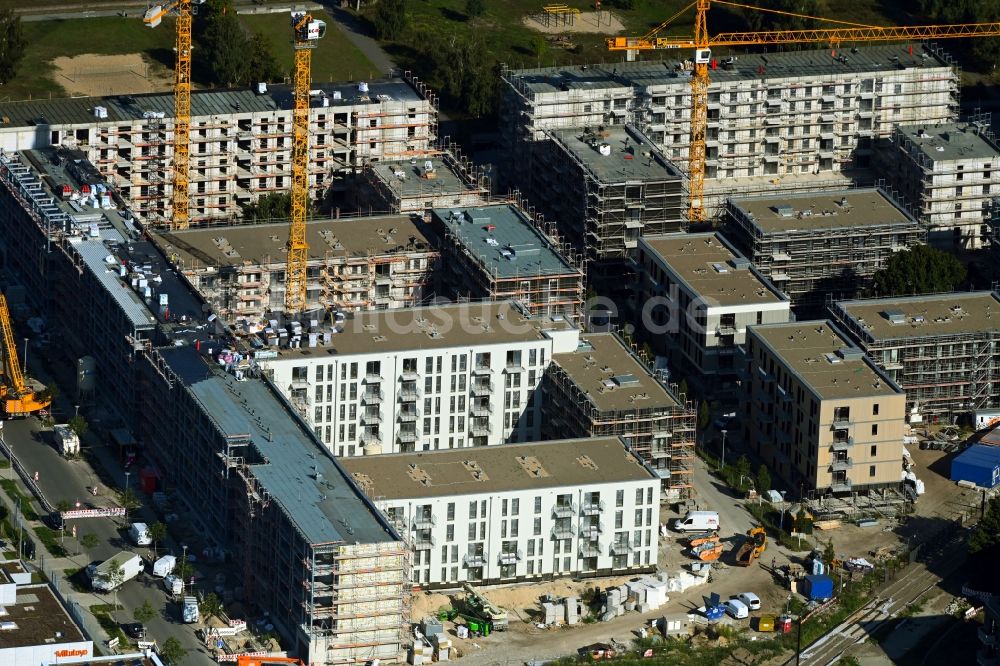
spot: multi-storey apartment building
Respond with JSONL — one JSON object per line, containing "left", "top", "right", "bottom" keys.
{"left": 636, "top": 232, "right": 791, "bottom": 391}
{"left": 544, "top": 333, "right": 697, "bottom": 499}
{"left": 500, "top": 45, "right": 958, "bottom": 215}
{"left": 258, "top": 301, "right": 580, "bottom": 455}
{"left": 724, "top": 188, "right": 925, "bottom": 312}
{"left": 830, "top": 292, "right": 1000, "bottom": 421}
{"left": 0, "top": 78, "right": 437, "bottom": 226}
{"left": 530, "top": 125, "right": 685, "bottom": 265}
{"left": 152, "top": 214, "right": 439, "bottom": 319}
{"left": 342, "top": 437, "right": 660, "bottom": 587}
{"left": 744, "top": 321, "right": 907, "bottom": 495}
{"left": 430, "top": 204, "right": 585, "bottom": 320}
{"left": 358, "top": 151, "right": 489, "bottom": 214}
{"left": 880, "top": 121, "right": 1000, "bottom": 249}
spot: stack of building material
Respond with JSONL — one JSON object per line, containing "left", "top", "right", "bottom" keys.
{"left": 663, "top": 568, "right": 711, "bottom": 593}
{"left": 541, "top": 600, "right": 561, "bottom": 625}
{"left": 564, "top": 597, "right": 579, "bottom": 625}
{"left": 409, "top": 642, "right": 434, "bottom": 665}
{"left": 432, "top": 633, "right": 452, "bottom": 661}
{"left": 627, "top": 580, "right": 649, "bottom": 610}
{"left": 640, "top": 576, "right": 669, "bottom": 609}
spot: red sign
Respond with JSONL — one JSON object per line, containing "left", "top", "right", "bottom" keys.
{"left": 61, "top": 507, "right": 126, "bottom": 519}
{"left": 55, "top": 648, "right": 89, "bottom": 657}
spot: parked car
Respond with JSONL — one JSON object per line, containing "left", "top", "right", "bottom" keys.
{"left": 44, "top": 512, "right": 64, "bottom": 531}
{"left": 734, "top": 592, "right": 761, "bottom": 611}
{"left": 725, "top": 599, "right": 749, "bottom": 619}
{"left": 121, "top": 622, "right": 146, "bottom": 639}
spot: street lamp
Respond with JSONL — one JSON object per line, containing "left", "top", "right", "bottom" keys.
{"left": 74, "top": 404, "right": 80, "bottom": 420}
{"left": 720, "top": 429, "right": 728, "bottom": 467}
{"left": 22, "top": 338, "right": 28, "bottom": 376}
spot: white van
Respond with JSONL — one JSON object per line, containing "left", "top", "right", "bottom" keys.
{"left": 673, "top": 511, "right": 720, "bottom": 532}
{"left": 725, "top": 599, "right": 749, "bottom": 619}
{"left": 129, "top": 522, "right": 152, "bottom": 546}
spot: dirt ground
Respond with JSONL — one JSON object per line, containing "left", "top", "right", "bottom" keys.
{"left": 52, "top": 53, "right": 174, "bottom": 97}
{"left": 523, "top": 10, "right": 624, "bottom": 34}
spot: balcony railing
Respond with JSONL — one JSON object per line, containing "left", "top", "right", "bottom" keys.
{"left": 832, "top": 416, "right": 852, "bottom": 429}
{"left": 463, "top": 553, "right": 487, "bottom": 568}
{"left": 831, "top": 436, "right": 854, "bottom": 452}
{"left": 498, "top": 550, "right": 523, "bottom": 565}
{"left": 472, "top": 364, "right": 491, "bottom": 375}
{"left": 412, "top": 515, "right": 435, "bottom": 529}
{"left": 610, "top": 540, "right": 634, "bottom": 555}
{"left": 398, "top": 409, "right": 420, "bottom": 422}
{"left": 551, "top": 525, "right": 574, "bottom": 539}
{"left": 470, "top": 404, "right": 492, "bottom": 417}
{"left": 552, "top": 503, "right": 577, "bottom": 518}
{"left": 470, "top": 423, "right": 492, "bottom": 437}
{"left": 360, "top": 431, "right": 381, "bottom": 445}
{"left": 830, "top": 457, "right": 853, "bottom": 472}
{"left": 830, "top": 479, "right": 853, "bottom": 493}
{"left": 471, "top": 381, "right": 494, "bottom": 396}
{"left": 365, "top": 371, "right": 383, "bottom": 382}
{"left": 413, "top": 535, "right": 435, "bottom": 549}
{"left": 398, "top": 386, "right": 421, "bottom": 402}
{"left": 579, "top": 524, "right": 603, "bottom": 539}
{"left": 400, "top": 369, "right": 420, "bottom": 381}
{"left": 361, "top": 411, "right": 382, "bottom": 425}
{"left": 362, "top": 389, "right": 384, "bottom": 405}
{"left": 579, "top": 541, "right": 603, "bottom": 558}
{"left": 397, "top": 430, "right": 420, "bottom": 444}
{"left": 716, "top": 323, "right": 738, "bottom": 336}
{"left": 582, "top": 500, "right": 606, "bottom": 516}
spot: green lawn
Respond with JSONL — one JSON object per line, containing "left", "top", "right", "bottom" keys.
{"left": 4, "top": 10, "right": 377, "bottom": 101}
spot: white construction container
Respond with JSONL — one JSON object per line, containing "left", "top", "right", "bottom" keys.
{"left": 53, "top": 424, "right": 80, "bottom": 456}
{"left": 152, "top": 554, "right": 176, "bottom": 577}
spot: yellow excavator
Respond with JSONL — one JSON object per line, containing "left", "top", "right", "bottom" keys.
{"left": 0, "top": 294, "right": 50, "bottom": 418}
{"left": 735, "top": 525, "right": 767, "bottom": 567}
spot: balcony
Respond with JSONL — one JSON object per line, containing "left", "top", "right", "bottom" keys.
{"left": 830, "top": 479, "right": 853, "bottom": 493}
{"left": 610, "top": 540, "right": 634, "bottom": 555}
{"left": 362, "top": 389, "right": 384, "bottom": 405}
{"left": 291, "top": 376, "right": 310, "bottom": 388}
{"left": 398, "top": 386, "right": 421, "bottom": 402}
{"left": 553, "top": 503, "right": 577, "bottom": 519}
{"left": 831, "top": 437, "right": 854, "bottom": 452}
{"left": 470, "top": 404, "right": 492, "bottom": 418}
{"left": 472, "top": 364, "right": 492, "bottom": 375}
{"left": 401, "top": 369, "right": 420, "bottom": 381}
{"left": 397, "top": 430, "right": 420, "bottom": 444}
{"left": 361, "top": 411, "right": 382, "bottom": 425}
{"left": 471, "top": 381, "right": 494, "bottom": 397}
{"left": 579, "top": 541, "right": 603, "bottom": 558}
{"left": 463, "top": 553, "right": 487, "bottom": 568}
{"left": 470, "top": 423, "right": 492, "bottom": 438}
{"left": 366, "top": 371, "right": 383, "bottom": 382}
{"left": 832, "top": 415, "right": 852, "bottom": 429}
{"left": 830, "top": 457, "right": 853, "bottom": 472}
{"left": 979, "top": 627, "right": 996, "bottom": 646}
{"left": 579, "top": 524, "right": 603, "bottom": 539}
{"left": 398, "top": 409, "right": 420, "bottom": 423}
{"left": 582, "top": 500, "right": 606, "bottom": 516}
{"left": 716, "top": 323, "right": 738, "bottom": 336}
{"left": 498, "top": 550, "right": 523, "bottom": 565}
{"left": 551, "top": 524, "right": 574, "bottom": 539}
{"left": 412, "top": 515, "right": 435, "bottom": 529}
{"left": 413, "top": 535, "right": 435, "bottom": 550}
{"left": 360, "top": 430, "right": 381, "bottom": 446}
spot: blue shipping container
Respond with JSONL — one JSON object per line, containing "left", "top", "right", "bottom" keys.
{"left": 802, "top": 575, "right": 834, "bottom": 601}
{"left": 950, "top": 444, "right": 1000, "bottom": 488}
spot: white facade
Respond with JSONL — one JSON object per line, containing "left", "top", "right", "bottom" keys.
{"left": 2, "top": 641, "right": 95, "bottom": 666}
{"left": 260, "top": 302, "right": 580, "bottom": 456}
{"left": 343, "top": 438, "right": 661, "bottom": 588}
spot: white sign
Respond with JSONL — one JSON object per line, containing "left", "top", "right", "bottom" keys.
{"left": 217, "top": 651, "right": 273, "bottom": 662}
{"left": 61, "top": 507, "right": 126, "bottom": 519}
{"left": 138, "top": 640, "right": 157, "bottom": 650}
{"left": 107, "top": 637, "right": 120, "bottom": 650}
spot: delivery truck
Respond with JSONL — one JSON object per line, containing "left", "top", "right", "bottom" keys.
{"left": 129, "top": 522, "right": 152, "bottom": 546}
{"left": 87, "top": 551, "right": 142, "bottom": 592}
{"left": 53, "top": 424, "right": 80, "bottom": 456}
{"left": 673, "top": 511, "right": 720, "bottom": 532}
{"left": 182, "top": 596, "right": 200, "bottom": 623}
{"left": 152, "top": 554, "right": 176, "bottom": 577}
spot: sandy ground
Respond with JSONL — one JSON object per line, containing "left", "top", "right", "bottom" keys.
{"left": 52, "top": 53, "right": 175, "bottom": 97}
{"left": 523, "top": 10, "right": 624, "bottom": 34}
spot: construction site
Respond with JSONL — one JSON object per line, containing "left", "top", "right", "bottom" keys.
{"left": 723, "top": 187, "right": 926, "bottom": 312}
{"left": 544, "top": 333, "right": 697, "bottom": 500}
{"left": 830, "top": 291, "right": 1000, "bottom": 420}
{"left": 357, "top": 147, "right": 490, "bottom": 214}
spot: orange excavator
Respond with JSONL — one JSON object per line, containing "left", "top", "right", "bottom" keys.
{"left": 0, "top": 294, "right": 50, "bottom": 418}
{"left": 688, "top": 532, "right": 723, "bottom": 561}
{"left": 735, "top": 525, "right": 767, "bottom": 566}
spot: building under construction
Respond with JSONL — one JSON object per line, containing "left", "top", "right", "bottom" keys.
{"left": 358, "top": 149, "right": 489, "bottom": 214}
{"left": 499, "top": 44, "right": 958, "bottom": 217}
{"left": 530, "top": 124, "right": 684, "bottom": 266}
{"left": 430, "top": 204, "right": 585, "bottom": 320}
{"left": 830, "top": 291, "right": 1000, "bottom": 421}
{"left": 724, "top": 188, "right": 925, "bottom": 313}
{"left": 152, "top": 215, "right": 440, "bottom": 320}
{"left": 0, "top": 77, "right": 438, "bottom": 227}
{"left": 543, "top": 332, "right": 697, "bottom": 500}
{"left": 879, "top": 119, "right": 1000, "bottom": 249}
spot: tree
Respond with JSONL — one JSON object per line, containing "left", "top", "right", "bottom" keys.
{"left": 134, "top": 599, "right": 156, "bottom": 624}
{"left": 148, "top": 522, "right": 168, "bottom": 558}
{"left": 969, "top": 496, "right": 1000, "bottom": 555}
{"left": 372, "top": 0, "right": 408, "bottom": 40}
{"left": 0, "top": 9, "right": 26, "bottom": 85}
{"left": 735, "top": 455, "right": 751, "bottom": 483}
{"left": 106, "top": 558, "right": 125, "bottom": 617}
{"left": 756, "top": 463, "right": 772, "bottom": 494}
{"left": 677, "top": 378, "right": 689, "bottom": 400}
{"left": 159, "top": 636, "right": 188, "bottom": 665}
{"left": 80, "top": 532, "right": 100, "bottom": 551}
{"left": 67, "top": 415, "right": 89, "bottom": 438}
{"left": 246, "top": 31, "right": 282, "bottom": 83}
{"left": 415, "top": 32, "right": 499, "bottom": 119}
{"left": 794, "top": 506, "right": 813, "bottom": 534}
{"left": 241, "top": 192, "right": 292, "bottom": 223}
{"left": 697, "top": 400, "right": 710, "bottom": 431}
{"left": 197, "top": 0, "right": 281, "bottom": 87}
{"left": 465, "top": 0, "right": 485, "bottom": 18}
{"left": 117, "top": 488, "right": 141, "bottom": 521}
{"left": 201, "top": 592, "right": 223, "bottom": 619}
{"left": 870, "top": 244, "right": 967, "bottom": 297}
{"left": 823, "top": 538, "right": 836, "bottom": 565}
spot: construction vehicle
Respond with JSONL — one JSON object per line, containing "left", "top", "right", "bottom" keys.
{"left": 607, "top": 1, "right": 1000, "bottom": 223}
{"left": 686, "top": 531, "right": 719, "bottom": 548}
{"left": 462, "top": 583, "right": 509, "bottom": 631}
{"left": 735, "top": 525, "right": 767, "bottom": 566}
{"left": 286, "top": 11, "right": 326, "bottom": 313}
{"left": 237, "top": 658, "right": 305, "bottom": 666}
{"left": 691, "top": 538, "right": 723, "bottom": 562}
{"left": 0, "top": 294, "right": 51, "bottom": 418}
{"left": 143, "top": 0, "right": 204, "bottom": 230}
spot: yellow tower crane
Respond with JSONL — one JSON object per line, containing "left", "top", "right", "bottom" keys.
{"left": 0, "top": 294, "right": 51, "bottom": 418}
{"left": 144, "top": 0, "right": 202, "bottom": 230}
{"left": 286, "top": 11, "right": 326, "bottom": 313}
{"left": 608, "top": 1, "right": 1000, "bottom": 224}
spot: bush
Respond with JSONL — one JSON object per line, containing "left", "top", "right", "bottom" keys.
{"left": 0, "top": 480, "right": 37, "bottom": 520}
{"left": 33, "top": 526, "right": 68, "bottom": 557}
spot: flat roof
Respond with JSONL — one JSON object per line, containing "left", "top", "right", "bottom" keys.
{"left": 151, "top": 215, "right": 438, "bottom": 268}
{"left": 160, "top": 344, "right": 397, "bottom": 546}
{"left": 0, "top": 79, "right": 422, "bottom": 129}
{"left": 73, "top": 239, "right": 158, "bottom": 330}
{"left": 507, "top": 44, "right": 950, "bottom": 95}
{"left": 550, "top": 126, "right": 680, "bottom": 184}
{"left": 369, "top": 156, "right": 482, "bottom": 199}
{"left": 341, "top": 436, "right": 656, "bottom": 500}
{"left": 897, "top": 122, "right": 1000, "bottom": 162}
{"left": 639, "top": 233, "right": 785, "bottom": 306}
{"left": 431, "top": 205, "right": 580, "bottom": 279}
{"left": 552, "top": 333, "right": 681, "bottom": 412}
{"left": 834, "top": 292, "right": 1000, "bottom": 341}
{"left": 271, "top": 301, "right": 576, "bottom": 357}
{"left": 750, "top": 321, "right": 901, "bottom": 400}
{"left": 729, "top": 188, "right": 918, "bottom": 232}
{"left": 0, "top": 583, "right": 86, "bottom": 648}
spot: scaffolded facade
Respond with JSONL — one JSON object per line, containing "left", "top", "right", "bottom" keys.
{"left": 360, "top": 145, "right": 490, "bottom": 214}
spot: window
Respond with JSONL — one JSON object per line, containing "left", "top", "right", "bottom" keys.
{"left": 635, "top": 488, "right": 643, "bottom": 504}
{"left": 871, "top": 445, "right": 877, "bottom": 457}
{"left": 871, "top": 424, "right": 878, "bottom": 436}
{"left": 615, "top": 511, "right": 623, "bottom": 529}
{"left": 469, "top": 501, "right": 477, "bottom": 520}
{"left": 512, "top": 498, "right": 519, "bottom": 515}
{"left": 872, "top": 403, "right": 879, "bottom": 416}
{"left": 869, "top": 465, "right": 876, "bottom": 477}
{"left": 534, "top": 517, "right": 541, "bottom": 535}
{"left": 502, "top": 499, "right": 508, "bottom": 516}
{"left": 467, "top": 523, "right": 476, "bottom": 539}
{"left": 534, "top": 497, "right": 542, "bottom": 514}
{"left": 447, "top": 502, "right": 455, "bottom": 521}
{"left": 511, "top": 519, "right": 519, "bottom": 537}
{"left": 616, "top": 489, "right": 624, "bottom": 507}
{"left": 446, "top": 524, "right": 454, "bottom": 541}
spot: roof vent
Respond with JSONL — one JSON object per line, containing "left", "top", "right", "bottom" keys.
{"left": 729, "top": 257, "right": 751, "bottom": 270}
{"left": 824, "top": 353, "right": 842, "bottom": 364}
{"left": 612, "top": 374, "right": 640, "bottom": 387}
{"left": 837, "top": 347, "right": 864, "bottom": 361}
{"left": 774, "top": 204, "right": 794, "bottom": 217}
{"left": 883, "top": 309, "right": 905, "bottom": 325}
{"left": 711, "top": 262, "right": 729, "bottom": 273}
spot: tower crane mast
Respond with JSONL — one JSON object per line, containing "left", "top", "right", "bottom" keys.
{"left": 607, "top": 0, "right": 1000, "bottom": 223}
{"left": 0, "top": 294, "right": 51, "bottom": 418}
{"left": 286, "top": 11, "right": 326, "bottom": 314}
